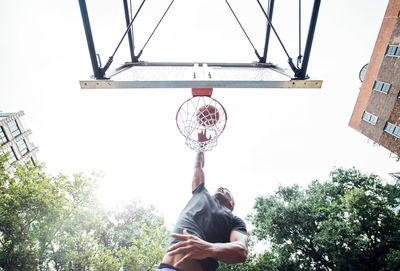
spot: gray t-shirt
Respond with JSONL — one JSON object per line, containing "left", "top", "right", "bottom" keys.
{"left": 169, "top": 183, "right": 247, "bottom": 271}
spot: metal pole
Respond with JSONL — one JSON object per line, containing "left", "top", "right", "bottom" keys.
{"left": 297, "top": 0, "right": 321, "bottom": 79}
{"left": 78, "top": 0, "right": 102, "bottom": 79}
{"left": 123, "top": 0, "right": 136, "bottom": 62}
{"left": 261, "top": 0, "right": 275, "bottom": 63}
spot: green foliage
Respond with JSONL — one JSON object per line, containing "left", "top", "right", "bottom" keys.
{"left": 0, "top": 152, "right": 169, "bottom": 271}
{"left": 385, "top": 248, "right": 400, "bottom": 270}
{"left": 120, "top": 222, "right": 169, "bottom": 271}
{"left": 0, "top": 159, "right": 66, "bottom": 271}
{"left": 250, "top": 168, "right": 400, "bottom": 271}
{"left": 218, "top": 259, "right": 253, "bottom": 271}
{"left": 218, "top": 251, "right": 278, "bottom": 271}
{"left": 91, "top": 244, "right": 121, "bottom": 271}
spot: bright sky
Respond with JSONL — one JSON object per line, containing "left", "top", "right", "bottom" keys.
{"left": 1, "top": 0, "right": 398, "bottom": 228}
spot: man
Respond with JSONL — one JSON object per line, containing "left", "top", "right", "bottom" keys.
{"left": 156, "top": 131, "right": 248, "bottom": 271}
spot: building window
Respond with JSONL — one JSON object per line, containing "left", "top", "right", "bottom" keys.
{"left": 373, "top": 80, "right": 391, "bottom": 94}
{"left": 384, "top": 122, "right": 400, "bottom": 138}
{"left": 0, "top": 126, "right": 7, "bottom": 144}
{"left": 17, "top": 139, "right": 28, "bottom": 156}
{"left": 362, "top": 111, "right": 378, "bottom": 125}
{"left": 386, "top": 45, "right": 400, "bottom": 57}
{"left": 7, "top": 147, "right": 18, "bottom": 163}
{"left": 359, "top": 63, "right": 368, "bottom": 82}
{"left": 8, "top": 120, "right": 21, "bottom": 137}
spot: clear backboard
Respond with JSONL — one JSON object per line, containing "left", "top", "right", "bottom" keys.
{"left": 78, "top": 0, "right": 322, "bottom": 90}
{"left": 80, "top": 62, "right": 322, "bottom": 89}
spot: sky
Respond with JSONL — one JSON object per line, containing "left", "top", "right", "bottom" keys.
{"left": 1, "top": 0, "right": 399, "bottom": 229}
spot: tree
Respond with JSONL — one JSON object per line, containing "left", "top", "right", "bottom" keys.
{"left": 98, "top": 201, "right": 165, "bottom": 250}
{"left": 44, "top": 172, "right": 103, "bottom": 271}
{"left": 119, "top": 222, "right": 169, "bottom": 271}
{"left": 252, "top": 251, "right": 278, "bottom": 271}
{"left": 44, "top": 183, "right": 169, "bottom": 271}
{"left": 218, "top": 251, "right": 278, "bottom": 271}
{"left": 0, "top": 152, "right": 169, "bottom": 271}
{"left": 0, "top": 155, "right": 67, "bottom": 271}
{"left": 250, "top": 168, "right": 400, "bottom": 271}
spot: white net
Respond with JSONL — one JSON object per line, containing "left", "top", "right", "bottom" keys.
{"left": 176, "top": 96, "right": 227, "bottom": 152}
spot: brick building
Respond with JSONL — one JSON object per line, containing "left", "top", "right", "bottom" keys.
{"left": 349, "top": 0, "right": 400, "bottom": 157}
{"left": 0, "top": 111, "right": 39, "bottom": 166}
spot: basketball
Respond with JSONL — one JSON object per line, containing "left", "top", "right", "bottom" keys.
{"left": 196, "top": 105, "right": 220, "bottom": 126}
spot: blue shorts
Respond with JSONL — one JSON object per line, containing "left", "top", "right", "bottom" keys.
{"left": 155, "top": 263, "right": 182, "bottom": 271}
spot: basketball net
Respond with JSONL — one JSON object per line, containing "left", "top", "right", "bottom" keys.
{"left": 176, "top": 91, "right": 227, "bottom": 152}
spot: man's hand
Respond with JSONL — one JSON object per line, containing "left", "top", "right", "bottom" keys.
{"left": 167, "top": 230, "right": 213, "bottom": 267}
{"left": 198, "top": 130, "right": 211, "bottom": 142}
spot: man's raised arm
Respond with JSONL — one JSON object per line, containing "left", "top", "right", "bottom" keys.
{"left": 192, "top": 130, "right": 211, "bottom": 191}
{"left": 192, "top": 152, "right": 205, "bottom": 191}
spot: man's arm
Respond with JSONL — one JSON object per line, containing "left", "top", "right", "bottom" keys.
{"left": 192, "top": 152, "right": 205, "bottom": 191}
{"left": 167, "top": 230, "right": 248, "bottom": 267}
{"left": 192, "top": 130, "right": 211, "bottom": 191}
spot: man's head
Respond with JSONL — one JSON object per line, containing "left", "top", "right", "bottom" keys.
{"left": 214, "top": 187, "right": 235, "bottom": 211}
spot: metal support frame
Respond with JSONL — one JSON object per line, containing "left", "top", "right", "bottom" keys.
{"left": 295, "top": 0, "right": 321, "bottom": 80}
{"left": 123, "top": 0, "right": 137, "bottom": 62}
{"left": 260, "top": 0, "right": 275, "bottom": 63}
{"left": 78, "top": 0, "right": 102, "bottom": 79}
{"left": 78, "top": 0, "right": 145, "bottom": 79}
{"left": 258, "top": 0, "right": 320, "bottom": 80}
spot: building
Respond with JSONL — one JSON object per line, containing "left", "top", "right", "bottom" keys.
{"left": 349, "top": 0, "right": 400, "bottom": 158}
{"left": 0, "top": 111, "right": 38, "bottom": 166}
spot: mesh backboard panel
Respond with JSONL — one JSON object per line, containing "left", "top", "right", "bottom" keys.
{"left": 80, "top": 62, "right": 322, "bottom": 89}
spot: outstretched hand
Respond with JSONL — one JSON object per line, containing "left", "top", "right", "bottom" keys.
{"left": 167, "top": 230, "right": 213, "bottom": 267}
{"left": 198, "top": 130, "right": 211, "bottom": 142}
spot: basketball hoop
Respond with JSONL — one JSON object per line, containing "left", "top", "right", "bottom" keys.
{"left": 176, "top": 93, "right": 227, "bottom": 152}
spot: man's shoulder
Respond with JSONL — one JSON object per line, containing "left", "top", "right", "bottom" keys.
{"left": 231, "top": 214, "right": 247, "bottom": 234}
{"left": 192, "top": 182, "right": 208, "bottom": 194}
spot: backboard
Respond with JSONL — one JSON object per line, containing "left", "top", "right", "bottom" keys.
{"left": 80, "top": 62, "right": 322, "bottom": 89}
{"left": 78, "top": 0, "right": 322, "bottom": 89}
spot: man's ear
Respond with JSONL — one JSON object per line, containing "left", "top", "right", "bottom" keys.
{"left": 230, "top": 201, "right": 235, "bottom": 210}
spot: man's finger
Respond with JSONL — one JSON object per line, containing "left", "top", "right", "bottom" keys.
{"left": 167, "top": 245, "right": 190, "bottom": 256}
{"left": 170, "top": 233, "right": 190, "bottom": 241}
{"left": 171, "top": 229, "right": 192, "bottom": 240}
{"left": 168, "top": 240, "right": 188, "bottom": 252}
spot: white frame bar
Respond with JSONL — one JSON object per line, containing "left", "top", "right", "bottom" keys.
{"left": 79, "top": 62, "right": 323, "bottom": 89}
